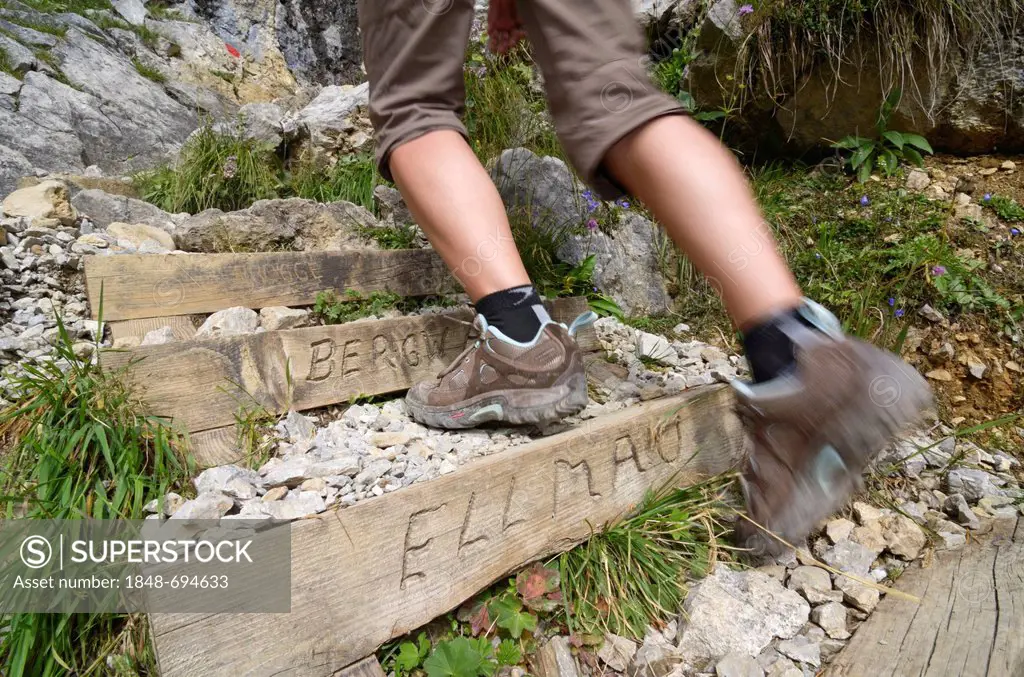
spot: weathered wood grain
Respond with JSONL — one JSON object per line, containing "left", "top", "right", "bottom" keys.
{"left": 84, "top": 249, "right": 453, "bottom": 321}
{"left": 151, "top": 386, "right": 745, "bottom": 677}
{"left": 107, "top": 316, "right": 198, "bottom": 343}
{"left": 827, "top": 515, "right": 1024, "bottom": 677}
{"left": 332, "top": 656, "right": 387, "bottom": 677}
{"left": 104, "top": 297, "right": 595, "bottom": 443}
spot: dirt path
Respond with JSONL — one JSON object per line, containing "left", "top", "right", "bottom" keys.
{"left": 827, "top": 515, "right": 1023, "bottom": 676}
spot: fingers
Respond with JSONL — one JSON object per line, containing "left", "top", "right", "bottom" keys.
{"left": 487, "top": 0, "right": 525, "bottom": 54}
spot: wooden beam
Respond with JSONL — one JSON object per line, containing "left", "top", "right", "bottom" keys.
{"left": 827, "top": 515, "right": 1023, "bottom": 676}
{"left": 151, "top": 386, "right": 745, "bottom": 677}
{"left": 103, "top": 297, "right": 596, "bottom": 440}
{"left": 84, "top": 249, "right": 453, "bottom": 321}
{"left": 108, "top": 316, "right": 198, "bottom": 343}
{"left": 333, "top": 657, "right": 387, "bottom": 677}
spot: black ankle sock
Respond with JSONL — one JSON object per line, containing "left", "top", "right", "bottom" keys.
{"left": 474, "top": 285, "right": 550, "bottom": 342}
{"left": 742, "top": 307, "right": 821, "bottom": 383}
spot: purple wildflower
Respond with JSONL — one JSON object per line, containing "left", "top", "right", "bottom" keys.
{"left": 860, "top": 195, "right": 870, "bottom": 207}
{"left": 895, "top": 308, "right": 905, "bottom": 318}
{"left": 617, "top": 199, "right": 631, "bottom": 209}
{"left": 815, "top": 253, "right": 822, "bottom": 259}
{"left": 888, "top": 297, "right": 896, "bottom": 306}
{"left": 586, "top": 218, "right": 599, "bottom": 231}
{"left": 983, "top": 193, "right": 992, "bottom": 202}
{"left": 738, "top": 4, "right": 754, "bottom": 15}
{"left": 1012, "top": 228, "right": 1021, "bottom": 236}
{"left": 932, "top": 265, "right": 946, "bottom": 276}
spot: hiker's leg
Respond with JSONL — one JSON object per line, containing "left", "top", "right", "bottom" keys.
{"left": 519, "top": 0, "right": 931, "bottom": 553}
{"left": 390, "top": 132, "right": 530, "bottom": 299}
{"left": 515, "top": 0, "right": 798, "bottom": 331}
{"left": 359, "top": 0, "right": 529, "bottom": 301}
{"left": 360, "top": 0, "right": 589, "bottom": 429}
{"left": 603, "top": 117, "right": 802, "bottom": 330}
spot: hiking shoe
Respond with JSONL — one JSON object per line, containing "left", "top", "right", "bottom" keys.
{"left": 405, "top": 312, "right": 595, "bottom": 429}
{"left": 732, "top": 299, "right": 933, "bottom": 556}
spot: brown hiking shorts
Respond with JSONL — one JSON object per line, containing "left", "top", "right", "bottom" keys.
{"left": 358, "top": 0, "right": 684, "bottom": 199}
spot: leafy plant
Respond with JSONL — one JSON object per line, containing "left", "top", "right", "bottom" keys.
{"left": 516, "top": 562, "right": 562, "bottom": 612}
{"left": 394, "top": 633, "right": 432, "bottom": 677}
{"left": 423, "top": 637, "right": 497, "bottom": 677}
{"left": 494, "top": 640, "right": 522, "bottom": 667}
{"left": 984, "top": 195, "right": 1024, "bottom": 223}
{"left": 0, "top": 46, "right": 16, "bottom": 78}
{"left": 312, "top": 289, "right": 402, "bottom": 325}
{"left": 832, "top": 90, "right": 933, "bottom": 182}
{"left": 0, "top": 312, "right": 192, "bottom": 676}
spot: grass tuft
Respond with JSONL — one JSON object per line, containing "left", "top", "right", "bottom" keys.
{"left": 135, "top": 123, "right": 282, "bottom": 213}
{"left": 560, "top": 476, "right": 734, "bottom": 639}
{"left": 0, "top": 313, "right": 193, "bottom": 676}
{"left": 286, "top": 153, "right": 379, "bottom": 211}
{"left": 131, "top": 57, "right": 165, "bottom": 83}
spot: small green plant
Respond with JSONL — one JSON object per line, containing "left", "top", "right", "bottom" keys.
{"left": 18, "top": 0, "right": 112, "bottom": 12}
{"left": 832, "top": 90, "right": 933, "bottom": 182}
{"left": 423, "top": 637, "right": 499, "bottom": 677}
{"left": 132, "top": 57, "right": 165, "bottom": 83}
{"left": 0, "top": 312, "right": 192, "bottom": 676}
{"left": 285, "top": 153, "right": 379, "bottom": 212}
{"left": 560, "top": 477, "right": 732, "bottom": 639}
{"left": 1, "top": 14, "right": 68, "bottom": 37}
{"left": 0, "top": 46, "right": 16, "bottom": 78}
{"left": 984, "top": 195, "right": 1024, "bottom": 223}
{"left": 393, "top": 633, "right": 432, "bottom": 677}
{"left": 135, "top": 123, "right": 282, "bottom": 213}
{"left": 313, "top": 289, "right": 403, "bottom": 325}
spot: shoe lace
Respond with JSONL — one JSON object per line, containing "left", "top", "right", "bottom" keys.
{"left": 434, "top": 315, "right": 487, "bottom": 379}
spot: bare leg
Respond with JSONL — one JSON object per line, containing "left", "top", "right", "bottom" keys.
{"left": 604, "top": 115, "right": 802, "bottom": 330}
{"left": 390, "top": 130, "right": 530, "bottom": 301}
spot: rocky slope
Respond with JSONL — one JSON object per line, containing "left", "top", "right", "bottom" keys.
{"left": 0, "top": 0, "right": 364, "bottom": 194}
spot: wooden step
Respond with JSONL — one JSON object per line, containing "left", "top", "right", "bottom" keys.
{"left": 102, "top": 297, "right": 597, "bottom": 467}
{"left": 150, "top": 386, "right": 745, "bottom": 677}
{"left": 85, "top": 249, "right": 453, "bottom": 322}
{"left": 826, "top": 515, "right": 1023, "bottom": 676}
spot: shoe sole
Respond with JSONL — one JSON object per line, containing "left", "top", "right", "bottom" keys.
{"left": 739, "top": 338, "right": 933, "bottom": 556}
{"left": 406, "top": 371, "right": 589, "bottom": 430}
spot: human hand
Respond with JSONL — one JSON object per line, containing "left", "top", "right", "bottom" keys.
{"left": 487, "top": 0, "right": 525, "bottom": 54}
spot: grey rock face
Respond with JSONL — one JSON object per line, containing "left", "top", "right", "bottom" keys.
{"left": 174, "top": 198, "right": 378, "bottom": 252}
{"left": 111, "top": 0, "right": 147, "bottom": 25}
{"left": 212, "top": 102, "right": 287, "bottom": 147}
{"left": 71, "top": 189, "right": 180, "bottom": 232}
{"left": 274, "top": 0, "right": 362, "bottom": 85}
{"left": 0, "top": 144, "right": 34, "bottom": 197}
{"left": 492, "top": 148, "right": 671, "bottom": 315}
{"left": 52, "top": 29, "right": 198, "bottom": 172}
{"left": 676, "top": 568, "right": 809, "bottom": 671}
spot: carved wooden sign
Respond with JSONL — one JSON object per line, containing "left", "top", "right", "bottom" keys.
{"left": 102, "top": 298, "right": 595, "bottom": 436}
{"left": 151, "top": 387, "right": 745, "bottom": 677}
{"left": 84, "top": 250, "right": 453, "bottom": 321}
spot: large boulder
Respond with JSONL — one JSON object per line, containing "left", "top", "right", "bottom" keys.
{"left": 686, "top": 0, "right": 1024, "bottom": 154}
{"left": 2, "top": 180, "right": 76, "bottom": 225}
{"left": 492, "top": 148, "right": 671, "bottom": 316}
{"left": 287, "top": 82, "right": 371, "bottom": 156}
{"left": 71, "top": 189, "right": 181, "bottom": 233}
{"left": 174, "top": 197, "right": 379, "bottom": 252}
{"left": 676, "top": 568, "right": 810, "bottom": 672}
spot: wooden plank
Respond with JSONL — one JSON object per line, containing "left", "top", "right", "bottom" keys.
{"left": 84, "top": 249, "right": 453, "bottom": 321}
{"left": 188, "top": 427, "right": 248, "bottom": 467}
{"left": 186, "top": 322, "right": 603, "bottom": 469}
{"left": 104, "top": 297, "right": 594, "bottom": 441}
{"left": 108, "top": 316, "right": 197, "bottom": 343}
{"left": 332, "top": 656, "right": 387, "bottom": 677}
{"left": 826, "top": 515, "right": 1023, "bottom": 677}
{"left": 151, "top": 386, "right": 745, "bottom": 677}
